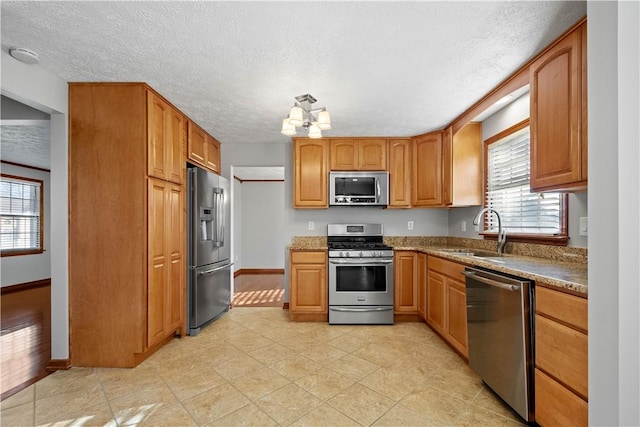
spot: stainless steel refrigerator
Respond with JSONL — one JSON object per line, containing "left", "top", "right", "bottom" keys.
{"left": 187, "top": 165, "right": 232, "bottom": 335}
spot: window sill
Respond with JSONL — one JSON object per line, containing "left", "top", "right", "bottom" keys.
{"left": 480, "top": 233, "right": 569, "bottom": 246}
{"left": 1, "top": 249, "right": 45, "bottom": 257}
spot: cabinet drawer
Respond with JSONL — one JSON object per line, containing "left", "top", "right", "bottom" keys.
{"left": 428, "top": 256, "right": 464, "bottom": 279}
{"left": 535, "top": 314, "right": 588, "bottom": 398}
{"left": 291, "top": 251, "right": 327, "bottom": 264}
{"left": 536, "top": 286, "right": 587, "bottom": 331}
{"left": 535, "top": 368, "right": 588, "bottom": 427}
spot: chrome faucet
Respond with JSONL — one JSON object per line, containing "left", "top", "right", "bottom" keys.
{"left": 473, "top": 208, "right": 507, "bottom": 254}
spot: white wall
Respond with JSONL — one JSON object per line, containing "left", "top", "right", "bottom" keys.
{"left": 589, "top": 2, "right": 640, "bottom": 425}
{"left": 0, "top": 163, "right": 51, "bottom": 286}
{"left": 240, "top": 181, "right": 285, "bottom": 269}
{"left": 447, "top": 91, "right": 589, "bottom": 248}
{"left": 1, "top": 49, "right": 69, "bottom": 360}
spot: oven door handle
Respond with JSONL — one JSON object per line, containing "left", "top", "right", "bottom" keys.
{"left": 328, "top": 258, "right": 393, "bottom": 265}
{"left": 330, "top": 307, "right": 394, "bottom": 313}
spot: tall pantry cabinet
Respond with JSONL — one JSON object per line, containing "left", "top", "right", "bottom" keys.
{"left": 69, "top": 83, "right": 185, "bottom": 367}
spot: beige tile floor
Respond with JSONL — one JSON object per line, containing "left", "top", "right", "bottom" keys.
{"left": 1, "top": 308, "right": 525, "bottom": 426}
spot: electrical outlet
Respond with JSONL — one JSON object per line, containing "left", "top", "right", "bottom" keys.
{"left": 461, "top": 221, "right": 467, "bottom": 232}
{"left": 579, "top": 217, "right": 588, "bottom": 236}
{"left": 474, "top": 224, "right": 480, "bottom": 232}
{"left": 408, "top": 221, "right": 414, "bottom": 230}
{"left": 308, "top": 221, "right": 314, "bottom": 231}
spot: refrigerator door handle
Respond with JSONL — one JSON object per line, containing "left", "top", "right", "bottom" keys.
{"left": 212, "top": 188, "right": 223, "bottom": 247}
{"left": 198, "top": 263, "right": 234, "bottom": 276}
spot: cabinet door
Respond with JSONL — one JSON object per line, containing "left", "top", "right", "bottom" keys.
{"left": 412, "top": 132, "right": 443, "bottom": 206}
{"left": 451, "top": 122, "right": 482, "bottom": 206}
{"left": 167, "top": 183, "right": 184, "bottom": 332}
{"left": 417, "top": 253, "right": 427, "bottom": 321}
{"left": 147, "top": 93, "right": 169, "bottom": 181}
{"left": 167, "top": 107, "right": 184, "bottom": 184}
{"left": 359, "top": 139, "right": 387, "bottom": 170}
{"left": 147, "top": 179, "right": 168, "bottom": 347}
{"left": 530, "top": 24, "right": 585, "bottom": 192}
{"left": 394, "top": 251, "right": 418, "bottom": 314}
{"left": 289, "top": 252, "right": 328, "bottom": 313}
{"left": 293, "top": 139, "right": 328, "bottom": 208}
{"left": 187, "top": 120, "right": 207, "bottom": 166}
{"left": 205, "top": 136, "right": 221, "bottom": 174}
{"left": 535, "top": 368, "right": 588, "bottom": 427}
{"left": 148, "top": 179, "right": 184, "bottom": 347}
{"left": 330, "top": 139, "right": 358, "bottom": 170}
{"left": 426, "top": 270, "right": 445, "bottom": 335}
{"left": 446, "top": 278, "right": 468, "bottom": 357}
{"left": 388, "top": 139, "right": 412, "bottom": 208}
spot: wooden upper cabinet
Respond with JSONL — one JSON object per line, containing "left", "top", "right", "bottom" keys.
{"left": 187, "top": 120, "right": 221, "bottom": 175}
{"left": 450, "top": 122, "right": 482, "bottom": 207}
{"left": 530, "top": 21, "right": 587, "bottom": 192}
{"left": 147, "top": 92, "right": 184, "bottom": 184}
{"left": 442, "top": 126, "right": 453, "bottom": 206}
{"left": 187, "top": 120, "right": 206, "bottom": 165}
{"left": 330, "top": 139, "right": 358, "bottom": 170}
{"left": 388, "top": 138, "right": 412, "bottom": 208}
{"left": 412, "top": 131, "right": 443, "bottom": 207}
{"left": 205, "top": 136, "right": 221, "bottom": 174}
{"left": 358, "top": 139, "right": 387, "bottom": 170}
{"left": 330, "top": 138, "right": 387, "bottom": 170}
{"left": 293, "top": 138, "right": 328, "bottom": 208}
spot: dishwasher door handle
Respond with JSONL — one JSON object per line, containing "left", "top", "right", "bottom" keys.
{"left": 462, "top": 270, "right": 520, "bottom": 291}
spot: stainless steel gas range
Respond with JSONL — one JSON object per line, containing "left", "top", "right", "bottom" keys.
{"left": 327, "top": 224, "right": 394, "bottom": 325}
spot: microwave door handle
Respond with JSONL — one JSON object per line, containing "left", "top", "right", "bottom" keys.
{"left": 376, "top": 177, "right": 381, "bottom": 203}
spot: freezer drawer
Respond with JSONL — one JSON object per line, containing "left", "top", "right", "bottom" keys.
{"left": 188, "top": 263, "right": 231, "bottom": 335}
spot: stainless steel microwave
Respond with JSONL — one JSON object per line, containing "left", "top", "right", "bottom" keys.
{"left": 329, "top": 171, "right": 389, "bottom": 207}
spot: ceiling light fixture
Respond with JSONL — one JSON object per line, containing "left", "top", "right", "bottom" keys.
{"left": 281, "top": 94, "right": 331, "bottom": 138}
{"left": 9, "top": 47, "right": 40, "bottom": 65}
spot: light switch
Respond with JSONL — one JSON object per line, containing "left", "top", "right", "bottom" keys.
{"left": 579, "top": 217, "right": 588, "bottom": 236}
{"left": 461, "top": 221, "right": 467, "bottom": 232}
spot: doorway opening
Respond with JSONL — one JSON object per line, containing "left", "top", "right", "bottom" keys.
{"left": 230, "top": 166, "right": 285, "bottom": 308}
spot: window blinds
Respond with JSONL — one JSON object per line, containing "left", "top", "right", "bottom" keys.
{"left": 0, "top": 177, "right": 42, "bottom": 251}
{"left": 486, "top": 127, "right": 561, "bottom": 234}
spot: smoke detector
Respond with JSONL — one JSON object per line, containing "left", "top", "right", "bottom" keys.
{"left": 9, "top": 47, "right": 40, "bottom": 65}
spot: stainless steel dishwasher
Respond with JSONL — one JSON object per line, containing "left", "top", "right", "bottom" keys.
{"left": 463, "top": 266, "right": 534, "bottom": 423}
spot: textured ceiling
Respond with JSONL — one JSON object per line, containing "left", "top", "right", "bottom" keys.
{"left": 1, "top": 120, "right": 50, "bottom": 169}
{"left": 1, "top": 1, "right": 586, "bottom": 149}
{"left": 233, "top": 166, "right": 285, "bottom": 181}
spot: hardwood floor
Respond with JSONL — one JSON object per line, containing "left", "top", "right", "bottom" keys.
{"left": 1, "top": 280, "right": 52, "bottom": 401}
{"left": 233, "top": 274, "right": 284, "bottom": 308}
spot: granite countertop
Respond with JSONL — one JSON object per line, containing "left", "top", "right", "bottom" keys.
{"left": 289, "top": 236, "right": 588, "bottom": 296}
{"left": 395, "top": 245, "right": 587, "bottom": 295}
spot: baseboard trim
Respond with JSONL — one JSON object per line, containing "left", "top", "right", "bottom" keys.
{"left": 282, "top": 302, "right": 289, "bottom": 310}
{"left": 46, "top": 358, "right": 71, "bottom": 372}
{"left": 1, "top": 278, "right": 51, "bottom": 295}
{"left": 234, "top": 268, "right": 284, "bottom": 277}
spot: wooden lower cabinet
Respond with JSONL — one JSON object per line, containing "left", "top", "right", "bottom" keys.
{"left": 534, "top": 285, "right": 588, "bottom": 426}
{"left": 147, "top": 179, "right": 184, "bottom": 348}
{"left": 289, "top": 250, "right": 327, "bottom": 321}
{"left": 394, "top": 251, "right": 418, "bottom": 314}
{"left": 426, "top": 256, "right": 468, "bottom": 357}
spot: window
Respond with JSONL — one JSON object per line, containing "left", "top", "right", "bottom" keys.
{"left": 483, "top": 119, "right": 568, "bottom": 244}
{"left": 1, "top": 174, "right": 44, "bottom": 255}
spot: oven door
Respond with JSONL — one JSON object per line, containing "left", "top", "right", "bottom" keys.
{"left": 328, "top": 257, "right": 394, "bottom": 306}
